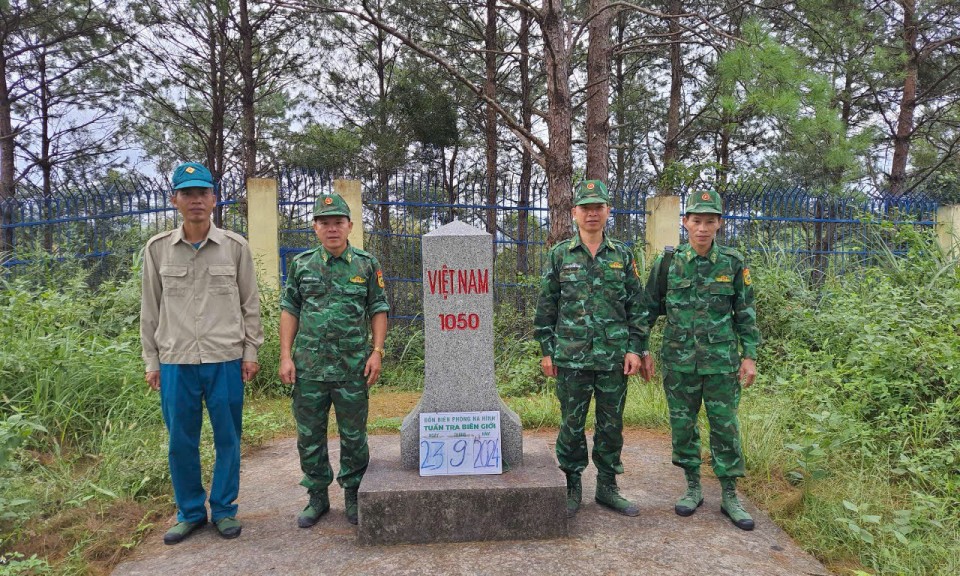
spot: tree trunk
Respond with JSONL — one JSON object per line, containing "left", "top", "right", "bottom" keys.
{"left": 585, "top": 0, "right": 613, "bottom": 182}
{"left": 542, "top": 0, "right": 573, "bottom": 246}
{"left": 483, "top": 0, "right": 498, "bottom": 235}
{"left": 374, "top": 21, "right": 391, "bottom": 262}
{"left": 660, "top": 0, "right": 682, "bottom": 195}
{"left": 0, "top": 50, "right": 15, "bottom": 252}
{"left": 611, "top": 12, "right": 627, "bottom": 190}
{"left": 443, "top": 142, "right": 459, "bottom": 223}
{"left": 889, "top": 0, "right": 917, "bottom": 198}
{"left": 39, "top": 48, "right": 52, "bottom": 250}
{"left": 516, "top": 10, "right": 532, "bottom": 278}
{"left": 205, "top": 6, "right": 228, "bottom": 227}
{"left": 717, "top": 122, "right": 731, "bottom": 186}
{"left": 238, "top": 0, "right": 256, "bottom": 184}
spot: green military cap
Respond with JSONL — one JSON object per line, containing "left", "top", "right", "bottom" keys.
{"left": 313, "top": 193, "right": 351, "bottom": 220}
{"left": 574, "top": 180, "right": 610, "bottom": 206}
{"left": 686, "top": 189, "right": 723, "bottom": 215}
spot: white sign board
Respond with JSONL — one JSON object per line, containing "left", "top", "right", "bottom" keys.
{"left": 418, "top": 411, "right": 502, "bottom": 476}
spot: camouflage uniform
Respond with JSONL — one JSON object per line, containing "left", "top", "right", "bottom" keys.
{"left": 280, "top": 243, "right": 390, "bottom": 493}
{"left": 534, "top": 233, "right": 649, "bottom": 480}
{"left": 645, "top": 242, "right": 759, "bottom": 479}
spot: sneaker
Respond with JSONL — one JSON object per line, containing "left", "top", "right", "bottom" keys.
{"left": 163, "top": 519, "right": 207, "bottom": 545}
{"left": 297, "top": 490, "right": 330, "bottom": 528}
{"left": 675, "top": 469, "right": 703, "bottom": 517}
{"left": 720, "top": 478, "right": 755, "bottom": 531}
{"left": 215, "top": 516, "right": 242, "bottom": 539}
{"left": 595, "top": 477, "right": 640, "bottom": 517}
{"left": 565, "top": 473, "right": 582, "bottom": 518}
{"left": 345, "top": 487, "right": 359, "bottom": 525}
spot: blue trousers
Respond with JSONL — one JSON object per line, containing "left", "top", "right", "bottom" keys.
{"left": 160, "top": 360, "right": 243, "bottom": 523}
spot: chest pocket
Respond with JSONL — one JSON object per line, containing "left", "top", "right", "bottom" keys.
{"left": 708, "top": 282, "right": 735, "bottom": 315}
{"left": 601, "top": 260, "right": 627, "bottom": 299}
{"left": 301, "top": 278, "right": 328, "bottom": 297}
{"left": 558, "top": 270, "right": 587, "bottom": 300}
{"left": 664, "top": 276, "right": 692, "bottom": 321}
{"left": 340, "top": 283, "right": 367, "bottom": 298}
{"left": 160, "top": 265, "right": 189, "bottom": 297}
{"left": 208, "top": 265, "right": 237, "bottom": 295}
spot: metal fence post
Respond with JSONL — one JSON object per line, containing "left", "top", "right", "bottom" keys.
{"left": 936, "top": 204, "right": 960, "bottom": 259}
{"left": 247, "top": 177, "right": 280, "bottom": 288}
{"left": 645, "top": 195, "right": 681, "bottom": 259}
{"left": 334, "top": 179, "right": 363, "bottom": 249}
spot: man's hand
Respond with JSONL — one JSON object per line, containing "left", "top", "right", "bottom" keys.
{"left": 279, "top": 357, "right": 296, "bottom": 385}
{"left": 739, "top": 358, "right": 757, "bottom": 388}
{"left": 539, "top": 355, "right": 557, "bottom": 378}
{"left": 145, "top": 370, "right": 160, "bottom": 391}
{"left": 623, "top": 352, "right": 641, "bottom": 376}
{"left": 364, "top": 352, "right": 382, "bottom": 387}
{"left": 640, "top": 354, "right": 655, "bottom": 382}
{"left": 242, "top": 361, "right": 259, "bottom": 382}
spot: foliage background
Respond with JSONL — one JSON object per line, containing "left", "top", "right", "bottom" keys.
{"left": 0, "top": 225, "right": 958, "bottom": 574}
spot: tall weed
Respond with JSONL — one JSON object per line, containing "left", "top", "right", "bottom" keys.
{"left": 748, "top": 224, "right": 960, "bottom": 575}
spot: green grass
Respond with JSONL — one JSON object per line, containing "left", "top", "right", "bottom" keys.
{"left": 3, "top": 225, "right": 959, "bottom": 575}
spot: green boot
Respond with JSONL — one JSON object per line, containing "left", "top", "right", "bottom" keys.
{"left": 162, "top": 518, "right": 207, "bottom": 545}
{"left": 675, "top": 468, "right": 703, "bottom": 517}
{"left": 720, "top": 478, "right": 755, "bottom": 531}
{"left": 595, "top": 475, "right": 640, "bottom": 517}
{"left": 297, "top": 489, "right": 330, "bottom": 528}
{"left": 345, "top": 487, "right": 359, "bottom": 525}
{"left": 565, "top": 473, "right": 582, "bottom": 518}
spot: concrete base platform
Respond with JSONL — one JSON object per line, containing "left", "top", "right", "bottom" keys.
{"left": 358, "top": 437, "right": 567, "bottom": 545}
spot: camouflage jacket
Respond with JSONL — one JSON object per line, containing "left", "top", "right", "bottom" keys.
{"left": 645, "top": 242, "right": 760, "bottom": 374}
{"left": 534, "top": 233, "right": 650, "bottom": 371}
{"left": 280, "top": 244, "right": 390, "bottom": 381}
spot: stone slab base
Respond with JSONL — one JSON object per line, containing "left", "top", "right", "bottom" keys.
{"left": 358, "top": 437, "right": 567, "bottom": 545}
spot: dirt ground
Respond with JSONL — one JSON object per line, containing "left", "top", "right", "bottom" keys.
{"left": 112, "top": 428, "right": 831, "bottom": 576}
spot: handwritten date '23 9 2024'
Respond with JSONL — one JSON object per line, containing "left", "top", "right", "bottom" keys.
{"left": 420, "top": 438, "right": 501, "bottom": 473}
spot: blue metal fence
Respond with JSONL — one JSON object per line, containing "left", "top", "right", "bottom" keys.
{"left": 0, "top": 177, "right": 247, "bottom": 283}
{"left": 277, "top": 169, "right": 336, "bottom": 284}
{"left": 707, "top": 183, "right": 939, "bottom": 275}
{"left": 1, "top": 171, "right": 941, "bottom": 317}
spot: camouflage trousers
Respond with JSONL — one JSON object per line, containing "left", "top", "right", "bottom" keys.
{"left": 555, "top": 368, "right": 627, "bottom": 480}
{"left": 663, "top": 370, "right": 745, "bottom": 479}
{"left": 292, "top": 377, "right": 369, "bottom": 493}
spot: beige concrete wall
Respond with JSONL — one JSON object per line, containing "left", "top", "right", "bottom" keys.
{"left": 334, "top": 179, "right": 363, "bottom": 249}
{"left": 246, "top": 178, "right": 280, "bottom": 288}
{"left": 937, "top": 204, "right": 960, "bottom": 259}
{"left": 645, "top": 195, "right": 681, "bottom": 260}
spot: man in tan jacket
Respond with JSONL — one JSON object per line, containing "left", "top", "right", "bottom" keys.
{"left": 140, "top": 162, "right": 263, "bottom": 544}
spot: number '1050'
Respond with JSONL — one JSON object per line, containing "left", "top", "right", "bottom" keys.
{"left": 438, "top": 313, "right": 480, "bottom": 331}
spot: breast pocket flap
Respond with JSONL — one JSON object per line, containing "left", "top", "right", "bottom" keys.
{"left": 160, "top": 265, "right": 188, "bottom": 277}
{"left": 209, "top": 265, "right": 236, "bottom": 276}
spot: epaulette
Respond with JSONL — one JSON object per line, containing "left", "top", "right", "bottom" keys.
{"left": 549, "top": 238, "right": 572, "bottom": 253}
{"left": 221, "top": 229, "right": 250, "bottom": 246}
{"left": 293, "top": 246, "right": 320, "bottom": 261}
{"left": 718, "top": 245, "right": 744, "bottom": 262}
{"left": 145, "top": 229, "right": 176, "bottom": 248}
{"left": 350, "top": 246, "right": 374, "bottom": 259}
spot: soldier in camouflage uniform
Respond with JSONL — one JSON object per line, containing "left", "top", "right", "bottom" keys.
{"left": 644, "top": 188, "right": 760, "bottom": 530}
{"left": 279, "top": 193, "right": 390, "bottom": 527}
{"left": 534, "top": 180, "right": 653, "bottom": 519}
